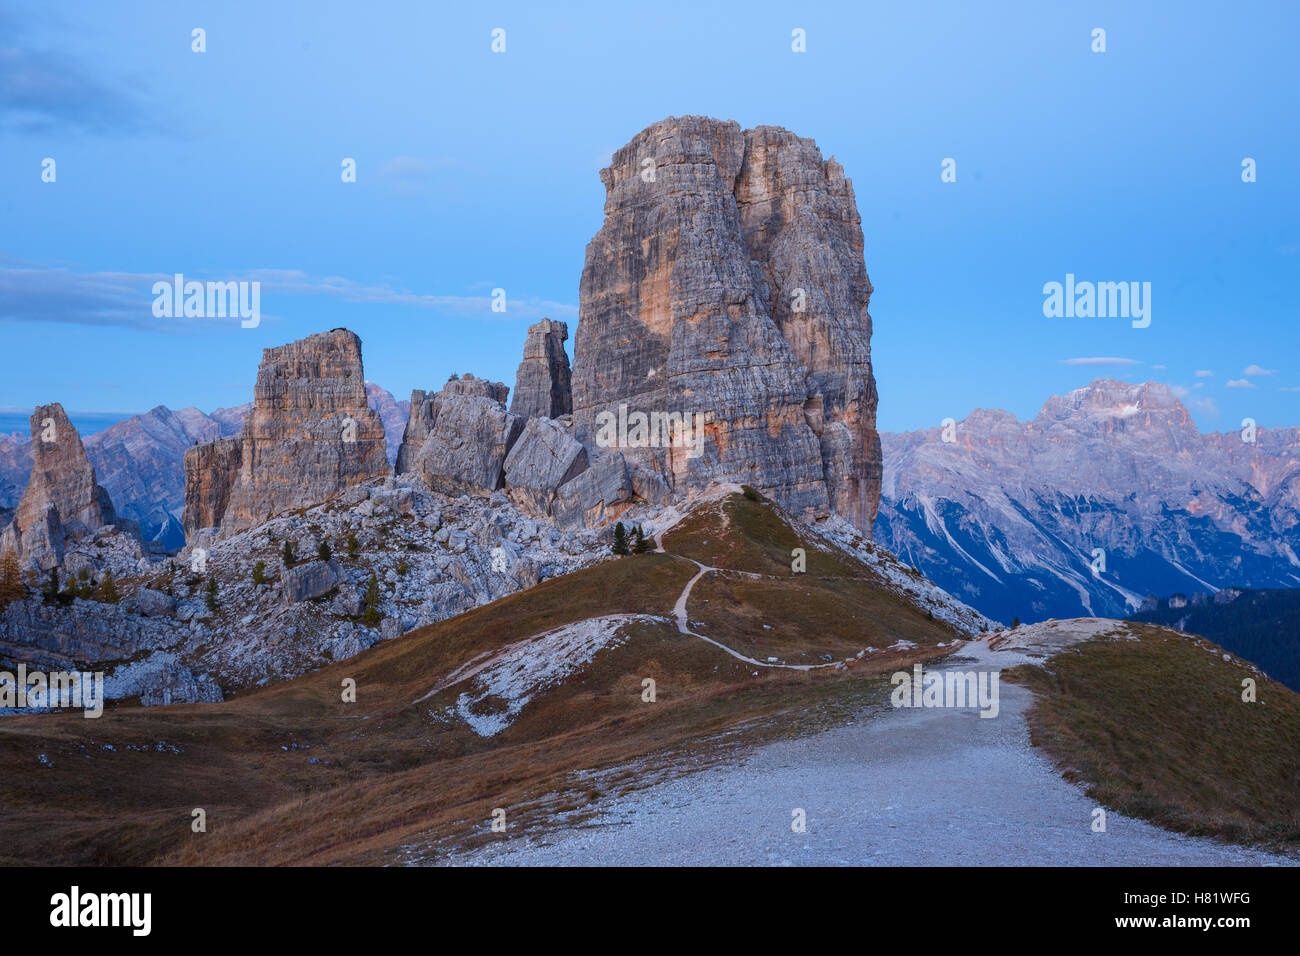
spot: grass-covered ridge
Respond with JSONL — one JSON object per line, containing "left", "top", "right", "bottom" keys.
{"left": 1005, "top": 623, "right": 1300, "bottom": 848}
{"left": 0, "top": 492, "right": 960, "bottom": 866}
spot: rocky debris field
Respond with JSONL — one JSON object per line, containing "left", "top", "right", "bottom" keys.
{"left": 2, "top": 475, "right": 613, "bottom": 705}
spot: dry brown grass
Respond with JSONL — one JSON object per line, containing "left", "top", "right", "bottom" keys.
{"left": 0, "top": 493, "right": 961, "bottom": 865}
{"left": 1005, "top": 624, "right": 1300, "bottom": 848}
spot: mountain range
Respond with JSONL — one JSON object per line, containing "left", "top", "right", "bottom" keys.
{"left": 0, "top": 384, "right": 408, "bottom": 551}
{"left": 874, "top": 379, "right": 1300, "bottom": 624}
{"left": 5, "top": 377, "right": 1298, "bottom": 625}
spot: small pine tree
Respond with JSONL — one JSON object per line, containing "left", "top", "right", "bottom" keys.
{"left": 317, "top": 540, "right": 332, "bottom": 561}
{"left": 362, "top": 571, "right": 382, "bottom": 625}
{"left": 205, "top": 576, "right": 219, "bottom": 611}
{"left": 282, "top": 540, "right": 297, "bottom": 567}
{"left": 346, "top": 534, "right": 359, "bottom": 560}
{"left": 1011, "top": 616, "right": 1020, "bottom": 628}
{"left": 447, "top": 373, "right": 460, "bottom": 382}
{"left": 612, "top": 522, "right": 629, "bottom": 556}
{"left": 77, "top": 566, "right": 89, "bottom": 582}
{"left": 0, "top": 551, "right": 25, "bottom": 608}
{"left": 43, "top": 568, "right": 59, "bottom": 605}
{"left": 396, "top": 558, "right": 408, "bottom": 576}
{"left": 252, "top": 560, "right": 267, "bottom": 586}
{"left": 633, "top": 525, "right": 650, "bottom": 553}
{"left": 100, "top": 570, "right": 120, "bottom": 604}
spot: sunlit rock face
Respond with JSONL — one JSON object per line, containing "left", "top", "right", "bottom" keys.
{"left": 571, "top": 115, "right": 881, "bottom": 533}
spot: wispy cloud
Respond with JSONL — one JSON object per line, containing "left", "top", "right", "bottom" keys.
{"left": 1059, "top": 356, "right": 1141, "bottom": 366}
{"left": 0, "top": 45, "right": 148, "bottom": 135}
{"left": 0, "top": 261, "right": 576, "bottom": 331}
{"left": 1243, "top": 364, "right": 1278, "bottom": 376}
{"left": 1226, "top": 378, "right": 1256, "bottom": 389}
{"left": 1195, "top": 369, "right": 1213, "bottom": 377}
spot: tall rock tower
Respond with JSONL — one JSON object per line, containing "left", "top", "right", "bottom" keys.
{"left": 0, "top": 403, "right": 119, "bottom": 569}
{"left": 571, "top": 116, "right": 881, "bottom": 532}
{"left": 184, "top": 329, "right": 390, "bottom": 536}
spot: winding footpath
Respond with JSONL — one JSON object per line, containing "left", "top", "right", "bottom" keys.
{"left": 446, "top": 630, "right": 1295, "bottom": 867}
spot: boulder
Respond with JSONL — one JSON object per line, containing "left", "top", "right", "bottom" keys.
{"left": 552, "top": 451, "right": 633, "bottom": 529}
{"left": 502, "top": 417, "right": 588, "bottom": 513}
{"left": 408, "top": 394, "right": 524, "bottom": 497}
{"left": 281, "top": 559, "right": 343, "bottom": 606}
{"left": 133, "top": 588, "right": 178, "bottom": 617}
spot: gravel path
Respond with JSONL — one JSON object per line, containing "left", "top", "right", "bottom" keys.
{"left": 446, "top": 633, "right": 1295, "bottom": 866}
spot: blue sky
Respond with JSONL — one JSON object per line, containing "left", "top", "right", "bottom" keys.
{"left": 2, "top": 0, "right": 1297, "bottom": 436}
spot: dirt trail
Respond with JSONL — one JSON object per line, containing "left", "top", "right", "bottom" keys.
{"left": 446, "top": 632, "right": 1295, "bottom": 867}
{"left": 416, "top": 549, "right": 833, "bottom": 705}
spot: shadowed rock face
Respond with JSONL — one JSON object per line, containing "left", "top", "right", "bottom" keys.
{"left": 510, "top": 318, "right": 572, "bottom": 420}
{"left": 0, "top": 403, "right": 117, "bottom": 569}
{"left": 570, "top": 115, "right": 881, "bottom": 533}
{"left": 193, "top": 329, "right": 389, "bottom": 535}
{"left": 396, "top": 375, "right": 524, "bottom": 497}
{"left": 182, "top": 436, "right": 242, "bottom": 538}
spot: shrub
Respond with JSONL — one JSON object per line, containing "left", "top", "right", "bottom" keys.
{"left": 282, "top": 540, "right": 297, "bottom": 567}
{"left": 0, "top": 551, "right": 25, "bottom": 609}
{"left": 346, "top": 534, "right": 359, "bottom": 560}
{"left": 317, "top": 540, "right": 332, "bottom": 561}
{"left": 362, "top": 571, "right": 382, "bottom": 625}
{"left": 205, "top": 576, "right": 219, "bottom": 611}
{"left": 252, "top": 560, "right": 267, "bottom": 586}
{"left": 100, "top": 570, "right": 120, "bottom": 604}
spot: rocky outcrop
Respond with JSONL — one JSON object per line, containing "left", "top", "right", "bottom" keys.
{"left": 552, "top": 451, "right": 633, "bottom": 529}
{"left": 198, "top": 329, "right": 389, "bottom": 535}
{"left": 0, "top": 403, "right": 122, "bottom": 570}
{"left": 395, "top": 375, "right": 509, "bottom": 475}
{"left": 182, "top": 435, "right": 242, "bottom": 538}
{"left": 413, "top": 398, "right": 522, "bottom": 497}
{"left": 570, "top": 116, "right": 881, "bottom": 534}
{"left": 503, "top": 417, "right": 588, "bottom": 513}
{"left": 510, "top": 318, "right": 572, "bottom": 419}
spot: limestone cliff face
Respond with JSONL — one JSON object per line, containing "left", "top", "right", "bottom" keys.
{"left": 198, "top": 329, "right": 389, "bottom": 535}
{"left": 0, "top": 403, "right": 118, "bottom": 569}
{"left": 182, "top": 436, "right": 242, "bottom": 537}
{"left": 570, "top": 116, "right": 881, "bottom": 532}
{"left": 510, "top": 318, "right": 572, "bottom": 420}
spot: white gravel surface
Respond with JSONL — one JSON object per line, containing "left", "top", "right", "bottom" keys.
{"left": 444, "top": 628, "right": 1295, "bottom": 867}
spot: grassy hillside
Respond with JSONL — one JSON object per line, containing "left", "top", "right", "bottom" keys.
{"left": 1005, "top": 624, "right": 1300, "bottom": 848}
{"left": 0, "top": 492, "right": 963, "bottom": 866}
{"left": 1128, "top": 588, "right": 1300, "bottom": 691}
